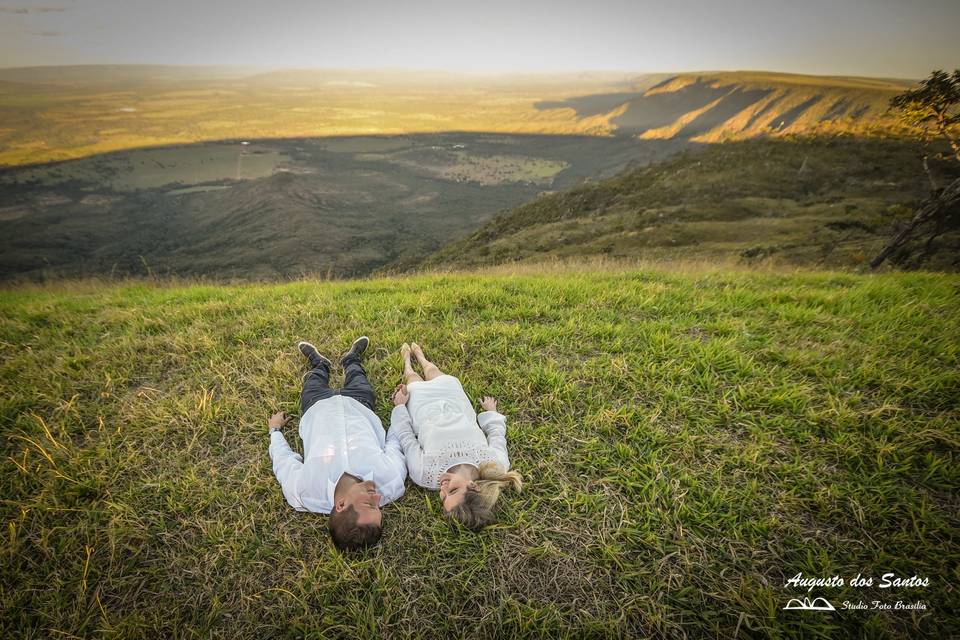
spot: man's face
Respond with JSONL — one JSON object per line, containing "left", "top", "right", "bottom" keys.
{"left": 340, "top": 480, "right": 382, "bottom": 527}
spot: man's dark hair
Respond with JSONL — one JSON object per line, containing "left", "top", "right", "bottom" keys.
{"left": 328, "top": 505, "right": 382, "bottom": 551}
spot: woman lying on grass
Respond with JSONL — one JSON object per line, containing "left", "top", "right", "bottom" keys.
{"left": 390, "top": 342, "right": 522, "bottom": 530}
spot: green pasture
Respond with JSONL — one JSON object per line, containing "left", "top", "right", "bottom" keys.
{"left": 1, "top": 264, "right": 957, "bottom": 637}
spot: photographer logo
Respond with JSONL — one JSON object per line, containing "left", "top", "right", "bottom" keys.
{"left": 781, "top": 572, "right": 930, "bottom": 613}
{"left": 783, "top": 596, "right": 835, "bottom": 611}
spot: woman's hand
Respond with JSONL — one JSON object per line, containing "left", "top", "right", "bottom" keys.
{"left": 479, "top": 396, "right": 497, "bottom": 412}
{"left": 268, "top": 411, "right": 291, "bottom": 432}
{"left": 392, "top": 384, "right": 409, "bottom": 406}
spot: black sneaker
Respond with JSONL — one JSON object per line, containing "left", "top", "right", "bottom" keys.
{"left": 298, "top": 341, "right": 331, "bottom": 368}
{"left": 341, "top": 336, "right": 369, "bottom": 363}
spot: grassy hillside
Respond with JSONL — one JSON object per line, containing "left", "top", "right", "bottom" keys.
{"left": 2, "top": 265, "right": 958, "bottom": 638}
{"left": 538, "top": 71, "right": 913, "bottom": 142}
{"left": 420, "top": 137, "right": 960, "bottom": 272}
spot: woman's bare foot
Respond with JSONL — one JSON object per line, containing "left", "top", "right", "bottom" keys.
{"left": 401, "top": 343, "right": 423, "bottom": 384}
{"left": 411, "top": 342, "right": 443, "bottom": 380}
{"left": 411, "top": 342, "right": 425, "bottom": 361}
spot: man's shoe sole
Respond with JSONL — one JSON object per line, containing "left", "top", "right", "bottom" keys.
{"left": 341, "top": 336, "right": 369, "bottom": 362}
{"left": 298, "top": 341, "right": 332, "bottom": 368}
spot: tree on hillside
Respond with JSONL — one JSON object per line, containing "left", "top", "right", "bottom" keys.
{"left": 871, "top": 69, "right": 960, "bottom": 269}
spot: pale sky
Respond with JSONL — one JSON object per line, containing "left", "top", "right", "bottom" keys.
{"left": 1, "top": 0, "right": 958, "bottom": 78}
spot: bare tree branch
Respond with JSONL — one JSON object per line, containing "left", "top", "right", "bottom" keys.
{"left": 870, "top": 176, "right": 960, "bottom": 269}
{"left": 871, "top": 69, "right": 960, "bottom": 268}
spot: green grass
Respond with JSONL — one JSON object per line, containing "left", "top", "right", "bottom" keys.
{"left": 1, "top": 263, "right": 958, "bottom": 638}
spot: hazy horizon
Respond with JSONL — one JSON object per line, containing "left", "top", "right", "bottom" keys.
{"left": 0, "top": 63, "right": 929, "bottom": 83}
{"left": 1, "top": 0, "right": 957, "bottom": 79}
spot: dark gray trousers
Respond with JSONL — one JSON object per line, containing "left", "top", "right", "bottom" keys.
{"left": 300, "top": 353, "right": 376, "bottom": 414}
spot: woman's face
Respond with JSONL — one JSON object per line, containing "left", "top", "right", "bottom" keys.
{"left": 439, "top": 472, "right": 476, "bottom": 511}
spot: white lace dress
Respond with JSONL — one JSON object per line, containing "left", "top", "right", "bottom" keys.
{"left": 389, "top": 374, "right": 510, "bottom": 489}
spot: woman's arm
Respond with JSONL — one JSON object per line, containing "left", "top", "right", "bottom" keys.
{"left": 387, "top": 386, "right": 428, "bottom": 485}
{"left": 380, "top": 412, "right": 409, "bottom": 504}
{"left": 378, "top": 432, "right": 409, "bottom": 506}
{"left": 477, "top": 398, "right": 510, "bottom": 471}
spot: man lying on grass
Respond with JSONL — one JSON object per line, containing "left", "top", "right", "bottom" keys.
{"left": 268, "top": 336, "right": 407, "bottom": 551}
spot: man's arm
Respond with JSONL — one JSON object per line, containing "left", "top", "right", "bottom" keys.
{"left": 477, "top": 397, "right": 510, "bottom": 471}
{"left": 267, "top": 411, "right": 306, "bottom": 511}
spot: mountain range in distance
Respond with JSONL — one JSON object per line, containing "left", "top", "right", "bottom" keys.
{"left": 538, "top": 71, "right": 913, "bottom": 141}
{"left": 1, "top": 65, "right": 946, "bottom": 279}
{"left": 0, "top": 66, "right": 916, "bottom": 167}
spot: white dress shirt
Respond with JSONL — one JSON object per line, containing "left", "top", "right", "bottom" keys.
{"left": 390, "top": 374, "right": 510, "bottom": 489}
{"left": 268, "top": 394, "right": 407, "bottom": 513}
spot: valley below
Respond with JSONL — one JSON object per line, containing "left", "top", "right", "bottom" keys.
{"left": 0, "top": 133, "right": 685, "bottom": 280}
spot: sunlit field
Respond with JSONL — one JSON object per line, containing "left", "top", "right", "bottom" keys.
{"left": 0, "top": 68, "right": 911, "bottom": 168}
{"left": 2, "top": 264, "right": 956, "bottom": 638}
{"left": 0, "top": 69, "right": 625, "bottom": 167}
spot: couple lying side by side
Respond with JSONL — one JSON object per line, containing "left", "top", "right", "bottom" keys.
{"left": 267, "top": 337, "right": 522, "bottom": 551}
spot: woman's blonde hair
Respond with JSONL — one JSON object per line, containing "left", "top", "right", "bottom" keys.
{"left": 446, "top": 462, "right": 522, "bottom": 530}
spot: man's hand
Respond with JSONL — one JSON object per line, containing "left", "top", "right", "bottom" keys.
{"left": 392, "top": 384, "right": 409, "bottom": 406}
{"left": 268, "top": 411, "right": 292, "bottom": 432}
{"left": 479, "top": 396, "right": 497, "bottom": 412}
